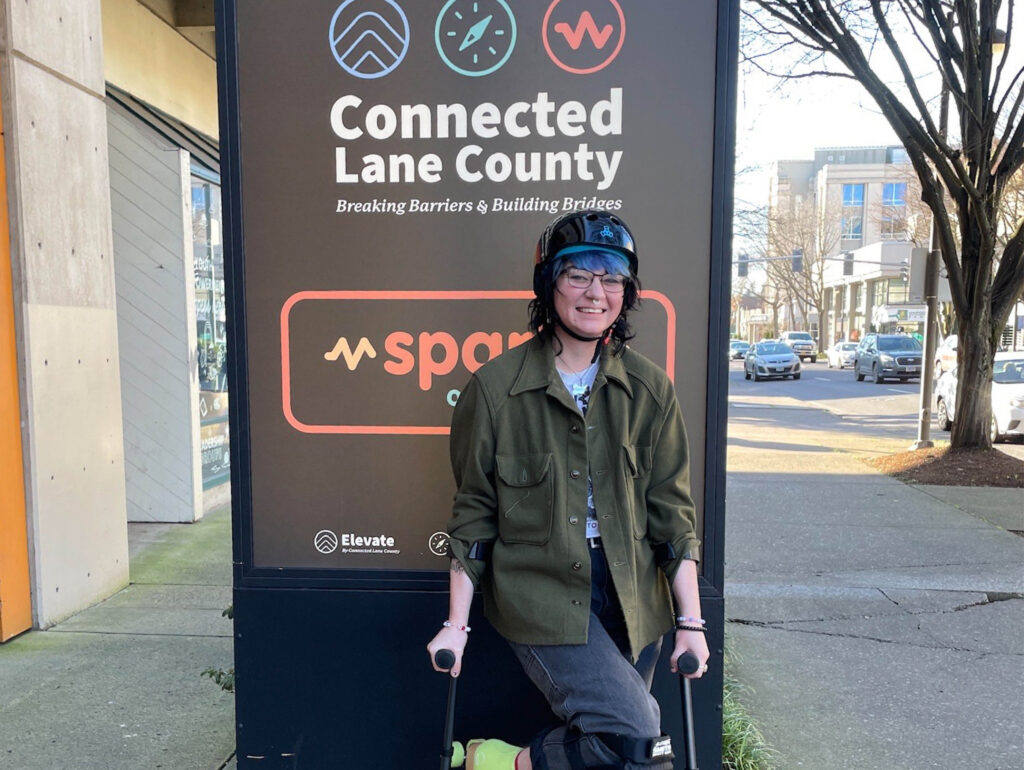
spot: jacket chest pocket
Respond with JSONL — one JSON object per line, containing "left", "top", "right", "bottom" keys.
{"left": 495, "top": 453, "right": 554, "bottom": 545}
{"left": 623, "top": 444, "right": 652, "bottom": 539}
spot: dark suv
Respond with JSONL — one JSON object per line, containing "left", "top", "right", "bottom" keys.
{"left": 854, "top": 333, "right": 923, "bottom": 383}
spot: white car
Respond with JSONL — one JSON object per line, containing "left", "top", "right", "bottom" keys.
{"left": 934, "top": 353, "right": 1024, "bottom": 442}
{"left": 827, "top": 341, "right": 858, "bottom": 369}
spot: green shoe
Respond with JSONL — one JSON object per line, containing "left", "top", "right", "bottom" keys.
{"left": 466, "top": 738, "right": 522, "bottom": 770}
{"left": 450, "top": 741, "right": 466, "bottom": 768}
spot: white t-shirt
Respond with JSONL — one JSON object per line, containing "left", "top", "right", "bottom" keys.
{"left": 558, "top": 360, "right": 601, "bottom": 538}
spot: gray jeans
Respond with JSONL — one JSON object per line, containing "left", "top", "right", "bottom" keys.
{"left": 508, "top": 544, "right": 671, "bottom": 770}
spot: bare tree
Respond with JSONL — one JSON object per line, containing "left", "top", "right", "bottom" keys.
{"left": 745, "top": 0, "right": 1024, "bottom": 449}
{"left": 765, "top": 195, "right": 843, "bottom": 350}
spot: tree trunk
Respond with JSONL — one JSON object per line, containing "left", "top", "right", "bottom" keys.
{"left": 950, "top": 308, "right": 995, "bottom": 449}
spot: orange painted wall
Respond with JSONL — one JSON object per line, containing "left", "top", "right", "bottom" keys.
{"left": 0, "top": 85, "right": 32, "bottom": 642}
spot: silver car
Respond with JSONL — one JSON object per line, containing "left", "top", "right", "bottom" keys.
{"left": 744, "top": 342, "right": 802, "bottom": 381}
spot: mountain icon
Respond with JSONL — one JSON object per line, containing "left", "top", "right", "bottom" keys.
{"left": 330, "top": 1, "right": 410, "bottom": 79}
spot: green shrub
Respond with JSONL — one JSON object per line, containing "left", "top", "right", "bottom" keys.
{"left": 721, "top": 641, "right": 776, "bottom": 770}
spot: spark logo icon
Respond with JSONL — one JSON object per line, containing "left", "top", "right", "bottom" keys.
{"left": 324, "top": 337, "right": 377, "bottom": 370}
{"left": 543, "top": 0, "right": 625, "bottom": 75}
{"left": 554, "top": 11, "right": 614, "bottom": 50}
{"left": 329, "top": 0, "right": 410, "bottom": 79}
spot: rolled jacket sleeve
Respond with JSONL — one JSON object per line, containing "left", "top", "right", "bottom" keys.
{"left": 446, "top": 375, "right": 499, "bottom": 588}
{"left": 645, "top": 386, "right": 701, "bottom": 580}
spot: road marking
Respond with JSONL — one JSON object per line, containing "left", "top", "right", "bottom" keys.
{"left": 815, "top": 377, "right": 830, "bottom": 381}
{"left": 888, "top": 388, "right": 909, "bottom": 394}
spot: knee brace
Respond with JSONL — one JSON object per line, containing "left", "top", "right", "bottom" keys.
{"left": 594, "top": 733, "right": 674, "bottom": 768}
{"left": 550, "top": 732, "right": 674, "bottom": 770}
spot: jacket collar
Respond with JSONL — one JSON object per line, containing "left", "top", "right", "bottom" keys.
{"left": 509, "top": 337, "right": 633, "bottom": 399}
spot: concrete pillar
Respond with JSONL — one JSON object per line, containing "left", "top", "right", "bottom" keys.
{"left": 846, "top": 284, "right": 857, "bottom": 342}
{"left": 0, "top": 0, "right": 129, "bottom": 627}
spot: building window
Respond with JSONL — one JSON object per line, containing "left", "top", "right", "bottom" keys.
{"left": 886, "top": 278, "right": 909, "bottom": 304}
{"left": 881, "top": 182, "right": 908, "bottom": 240}
{"left": 888, "top": 147, "right": 910, "bottom": 164}
{"left": 842, "top": 215, "right": 863, "bottom": 241}
{"left": 192, "top": 173, "right": 230, "bottom": 490}
{"left": 851, "top": 283, "right": 861, "bottom": 311}
{"left": 843, "top": 183, "right": 864, "bottom": 207}
{"left": 841, "top": 183, "right": 864, "bottom": 247}
{"left": 872, "top": 280, "right": 887, "bottom": 308}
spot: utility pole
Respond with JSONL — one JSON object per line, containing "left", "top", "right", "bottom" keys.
{"left": 911, "top": 63, "right": 950, "bottom": 450}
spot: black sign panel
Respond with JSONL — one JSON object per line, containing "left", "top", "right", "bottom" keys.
{"left": 233, "top": 0, "right": 721, "bottom": 575}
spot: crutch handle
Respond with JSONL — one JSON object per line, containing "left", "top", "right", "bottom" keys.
{"left": 677, "top": 650, "right": 700, "bottom": 675}
{"left": 434, "top": 648, "right": 456, "bottom": 672}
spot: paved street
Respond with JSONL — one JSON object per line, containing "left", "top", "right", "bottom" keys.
{"left": 724, "top": 356, "right": 1024, "bottom": 770}
{"left": 728, "top": 356, "right": 1024, "bottom": 458}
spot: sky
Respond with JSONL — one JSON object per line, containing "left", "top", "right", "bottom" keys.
{"left": 732, "top": 5, "right": 1023, "bottom": 214}
{"left": 734, "top": 68, "right": 900, "bottom": 211}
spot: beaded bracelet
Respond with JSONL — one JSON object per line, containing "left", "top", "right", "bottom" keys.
{"left": 676, "top": 616, "right": 706, "bottom": 626}
{"left": 443, "top": 621, "right": 471, "bottom": 633}
{"left": 676, "top": 624, "right": 707, "bottom": 633}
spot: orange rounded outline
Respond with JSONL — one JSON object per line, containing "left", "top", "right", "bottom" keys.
{"left": 542, "top": 0, "right": 626, "bottom": 76}
{"left": 279, "top": 289, "right": 675, "bottom": 435}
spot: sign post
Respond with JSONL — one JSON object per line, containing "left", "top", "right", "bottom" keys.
{"left": 217, "top": 1, "right": 736, "bottom": 766}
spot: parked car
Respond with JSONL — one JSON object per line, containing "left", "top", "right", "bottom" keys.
{"left": 778, "top": 331, "right": 817, "bottom": 363}
{"left": 934, "top": 334, "right": 958, "bottom": 380}
{"left": 826, "top": 341, "right": 858, "bottom": 369}
{"left": 728, "top": 340, "right": 751, "bottom": 359}
{"left": 854, "top": 333, "right": 923, "bottom": 383}
{"left": 934, "top": 353, "right": 1024, "bottom": 442}
{"left": 744, "top": 342, "right": 801, "bottom": 381}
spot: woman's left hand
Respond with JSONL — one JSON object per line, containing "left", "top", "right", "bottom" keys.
{"left": 669, "top": 628, "right": 710, "bottom": 679}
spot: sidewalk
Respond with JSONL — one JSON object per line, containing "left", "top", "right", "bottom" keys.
{"left": 0, "top": 506, "right": 236, "bottom": 770}
{"left": 1, "top": 408, "right": 1020, "bottom": 769}
{"left": 725, "top": 399, "right": 1024, "bottom": 769}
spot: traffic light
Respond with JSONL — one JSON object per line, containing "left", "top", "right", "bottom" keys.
{"left": 791, "top": 248, "right": 803, "bottom": 272}
{"left": 899, "top": 259, "right": 909, "bottom": 282}
{"left": 738, "top": 253, "right": 748, "bottom": 278}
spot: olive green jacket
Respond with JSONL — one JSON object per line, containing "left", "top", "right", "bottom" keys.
{"left": 446, "top": 337, "right": 700, "bottom": 659}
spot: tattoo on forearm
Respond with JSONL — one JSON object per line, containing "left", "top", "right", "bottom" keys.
{"left": 450, "top": 559, "right": 465, "bottom": 574}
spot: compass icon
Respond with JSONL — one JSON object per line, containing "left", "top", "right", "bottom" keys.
{"left": 435, "top": 0, "right": 517, "bottom": 77}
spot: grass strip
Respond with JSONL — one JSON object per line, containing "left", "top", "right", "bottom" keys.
{"left": 722, "top": 641, "right": 776, "bottom": 770}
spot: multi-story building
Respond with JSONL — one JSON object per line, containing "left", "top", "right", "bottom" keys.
{"left": 769, "top": 145, "right": 949, "bottom": 344}
{"left": 0, "top": 0, "right": 223, "bottom": 639}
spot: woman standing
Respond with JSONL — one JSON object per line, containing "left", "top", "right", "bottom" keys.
{"left": 427, "top": 210, "right": 709, "bottom": 770}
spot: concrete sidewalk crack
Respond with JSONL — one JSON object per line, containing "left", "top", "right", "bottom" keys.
{"left": 47, "top": 629, "right": 233, "bottom": 639}
{"left": 727, "top": 617, "right": 1021, "bottom": 654}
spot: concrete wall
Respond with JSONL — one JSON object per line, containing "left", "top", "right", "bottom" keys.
{"left": 0, "top": 0, "right": 129, "bottom": 626}
{"left": 101, "top": 0, "right": 218, "bottom": 139}
{"left": 108, "top": 104, "right": 202, "bottom": 522}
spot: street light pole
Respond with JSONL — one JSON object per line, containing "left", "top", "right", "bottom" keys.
{"left": 911, "top": 70, "right": 950, "bottom": 450}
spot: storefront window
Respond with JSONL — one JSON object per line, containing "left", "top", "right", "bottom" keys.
{"left": 192, "top": 174, "right": 230, "bottom": 489}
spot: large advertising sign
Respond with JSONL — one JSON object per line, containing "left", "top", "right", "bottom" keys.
{"left": 234, "top": 0, "right": 722, "bottom": 576}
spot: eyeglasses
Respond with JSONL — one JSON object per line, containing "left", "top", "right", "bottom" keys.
{"left": 559, "top": 268, "right": 630, "bottom": 294}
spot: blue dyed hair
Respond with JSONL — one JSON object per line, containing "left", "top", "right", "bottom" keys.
{"left": 551, "top": 246, "right": 631, "bottom": 278}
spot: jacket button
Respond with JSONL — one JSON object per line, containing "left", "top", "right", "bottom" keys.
{"left": 572, "top": 561, "right": 582, "bottom": 571}
{"left": 571, "top": 424, "right": 580, "bottom": 433}
{"left": 569, "top": 516, "right": 579, "bottom": 524}
{"left": 570, "top": 469, "right": 581, "bottom": 479}
{"left": 571, "top": 600, "right": 582, "bottom": 606}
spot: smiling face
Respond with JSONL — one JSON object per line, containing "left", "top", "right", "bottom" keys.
{"left": 552, "top": 263, "right": 625, "bottom": 340}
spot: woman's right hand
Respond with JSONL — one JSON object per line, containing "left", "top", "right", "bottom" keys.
{"left": 427, "top": 625, "right": 469, "bottom": 676}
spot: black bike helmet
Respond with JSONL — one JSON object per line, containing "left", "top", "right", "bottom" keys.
{"left": 533, "top": 210, "right": 638, "bottom": 298}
